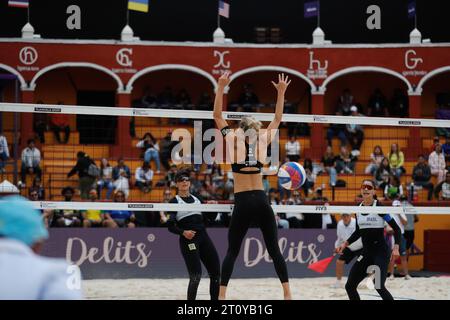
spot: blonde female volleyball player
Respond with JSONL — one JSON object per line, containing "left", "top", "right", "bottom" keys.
{"left": 213, "top": 71, "right": 292, "bottom": 300}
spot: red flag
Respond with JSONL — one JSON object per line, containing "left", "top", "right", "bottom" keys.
{"left": 308, "top": 255, "right": 335, "bottom": 274}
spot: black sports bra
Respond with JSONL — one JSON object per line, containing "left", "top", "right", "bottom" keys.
{"left": 221, "top": 126, "right": 263, "bottom": 174}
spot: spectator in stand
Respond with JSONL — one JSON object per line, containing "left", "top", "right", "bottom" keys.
{"left": 388, "top": 143, "right": 406, "bottom": 178}
{"left": 112, "top": 157, "right": 131, "bottom": 199}
{"left": 429, "top": 136, "right": 440, "bottom": 155}
{"left": 33, "top": 100, "right": 48, "bottom": 143}
{"left": 268, "top": 188, "right": 289, "bottom": 229}
{"left": 29, "top": 176, "right": 45, "bottom": 200}
{"left": 51, "top": 186, "right": 82, "bottom": 228}
{"left": 442, "top": 136, "right": 450, "bottom": 162}
{"left": 0, "top": 130, "right": 9, "bottom": 173}
{"left": 374, "top": 157, "right": 392, "bottom": 190}
{"left": 322, "top": 146, "right": 337, "bottom": 187}
{"left": 160, "top": 130, "right": 176, "bottom": 171}
{"left": 158, "top": 86, "right": 175, "bottom": 108}
{"left": 336, "top": 89, "right": 354, "bottom": 116}
{"left": 135, "top": 161, "right": 154, "bottom": 193}
{"left": 336, "top": 146, "right": 356, "bottom": 174}
{"left": 365, "top": 145, "right": 385, "bottom": 175}
{"left": 435, "top": 106, "right": 450, "bottom": 138}
{"left": 189, "top": 170, "right": 203, "bottom": 195}
{"left": 82, "top": 189, "right": 104, "bottom": 228}
{"left": 67, "top": 151, "right": 97, "bottom": 200}
{"left": 384, "top": 175, "right": 404, "bottom": 200}
{"left": 412, "top": 154, "right": 434, "bottom": 201}
{"left": 284, "top": 191, "right": 304, "bottom": 228}
{"left": 176, "top": 89, "right": 193, "bottom": 109}
{"left": 97, "top": 158, "right": 114, "bottom": 200}
{"left": 136, "top": 132, "right": 161, "bottom": 173}
{"left": 27, "top": 189, "right": 52, "bottom": 227}
{"left": 389, "top": 88, "right": 409, "bottom": 117}
{"left": 103, "top": 191, "right": 136, "bottom": 228}
{"left": 175, "top": 89, "right": 193, "bottom": 124}
{"left": 238, "top": 84, "right": 260, "bottom": 112}
{"left": 164, "top": 164, "right": 177, "bottom": 188}
{"left": 141, "top": 86, "right": 158, "bottom": 108}
{"left": 262, "top": 175, "right": 270, "bottom": 195}
{"left": 197, "top": 91, "right": 213, "bottom": 111}
{"left": 18, "top": 139, "right": 42, "bottom": 189}
{"left": 224, "top": 172, "right": 234, "bottom": 201}
{"left": 434, "top": 171, "right": 450, "bottom": 200}
{"left": 327, "top": 89, "right": 357, "bottom": 156}
{"left": 50, "top": 103, "right": 70, "bottom": 144}
{"left": 429, "top": 144, "right": 447, "bottom": 184}
{"left": 285, "top": 136, "right": 301, "bottom": 162}
{"left": 367, "top": 88, "right": 389, "bottom": 117}
{"left": 345, "top": 106, "right": 364, "bottom": 156}
{"left": 302, "top": 158, "right": 316, "bottom": 197}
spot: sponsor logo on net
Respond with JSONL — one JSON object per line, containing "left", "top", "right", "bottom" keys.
{"left": 313, "top": 115, "right": 328, "bottom": 123}
{"left": 40, "top": 202, "right": 58, "bottom": 209}
{"left": 128, "top": 203, "right": 154, "bottom": 209}
{"left": 34, "top": 107, "right": 62, "bottom": 113}
{"left": 133, "top": 109, "right": 152, "bottom": 116}
{"left": 398, "top": 120, "right": 421, "bottom": 126}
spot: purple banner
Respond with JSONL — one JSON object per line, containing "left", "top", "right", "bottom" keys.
{"left": 41, "top": 228, "right": 338, "bottom": 279}
{"left": 304, "top": 1, "right": 319, "bottom": 18}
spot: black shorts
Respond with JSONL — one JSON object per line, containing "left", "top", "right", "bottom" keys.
{"left": 338, "top": 247, "right": 362, "bottom": 264}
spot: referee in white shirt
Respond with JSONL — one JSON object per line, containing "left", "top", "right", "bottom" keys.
{"left": 332, "top": 213, "right": 363, "bottom": 288}
{"left": 0, "top": 195, "right": 83, "bottom": 299}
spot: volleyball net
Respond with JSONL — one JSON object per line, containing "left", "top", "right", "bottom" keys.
{"left": 0, "top": 101, "right": 449, "bottom": 216}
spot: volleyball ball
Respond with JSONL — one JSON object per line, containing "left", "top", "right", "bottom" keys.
{"left": 277, "top": 162, "right": 306, "bottom": 190}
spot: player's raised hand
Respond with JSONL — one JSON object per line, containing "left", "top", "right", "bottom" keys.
{"left": 271, "top": 73, "right": 291, "bottom": 93}
{"left": 218, "top": 71, "right": 231, "bottom": 89}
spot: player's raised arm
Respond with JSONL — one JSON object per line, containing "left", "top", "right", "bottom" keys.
{"left": 213, "top": 71, "right": 231, "bottom": 131}
{"left": 266, "top": 73, "right": 291, "bottom": 142}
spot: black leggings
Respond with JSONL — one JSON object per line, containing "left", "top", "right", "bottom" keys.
{"left": 179, "top": 229, "right": 220, "bottom": 300}
{"left": 221, "top": 190, "right": 289, "bottom": 286}
{"left": 345, "top": 247, "right": 393, "bottom": 300}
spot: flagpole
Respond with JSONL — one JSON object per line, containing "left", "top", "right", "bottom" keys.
{"left": 217, "top": 1, "right": 221, "bottom": 29}
{"left": 317, "top": 0, "right": 320, "bottom": 28}
{"left": 27, "top": 1, "right": 30, "bottom": 23}
{"left": 127, "top": 8, "right": 130, "bottom": 26}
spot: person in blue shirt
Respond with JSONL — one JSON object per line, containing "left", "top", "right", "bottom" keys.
{"left": 103, "top": 190, "right": 136, "bottom": 228}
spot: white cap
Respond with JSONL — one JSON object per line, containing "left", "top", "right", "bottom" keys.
{"left": 392, "top": 200, "right": 401, "bottom": 207}
{"left": 350, "top": 105, "right": 358, "bottom": 112}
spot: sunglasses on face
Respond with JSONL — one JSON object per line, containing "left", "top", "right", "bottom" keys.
{"left": 30, "top": 193, "right": 38, "bottom": 197}
{"left": 361, "top": 184, "right": 374, "bottom": 191}
{"left": 177, "top": 177, "right": 190, "bottom": 183}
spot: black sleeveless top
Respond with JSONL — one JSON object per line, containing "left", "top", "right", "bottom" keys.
{"left": 231, "top": 141, "right": 263, "bottom": 174}
{"left": 220, "top": 126, "right": 263, "bottom": 174}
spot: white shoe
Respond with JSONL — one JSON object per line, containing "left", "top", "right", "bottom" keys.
{"left": 365, "top": 275, "right": 376, "bottom": 290}
{"left": 388, "top": 274, "right": 395, "bottom": 280}
{"left": 351, "top": 150, "right": 360, "bottom": 157}
{"left": 404, "top": 274, "right": 411, "bottom": 280}
{"left": 330, "top": 281, "right": 343, "bottom": 289}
